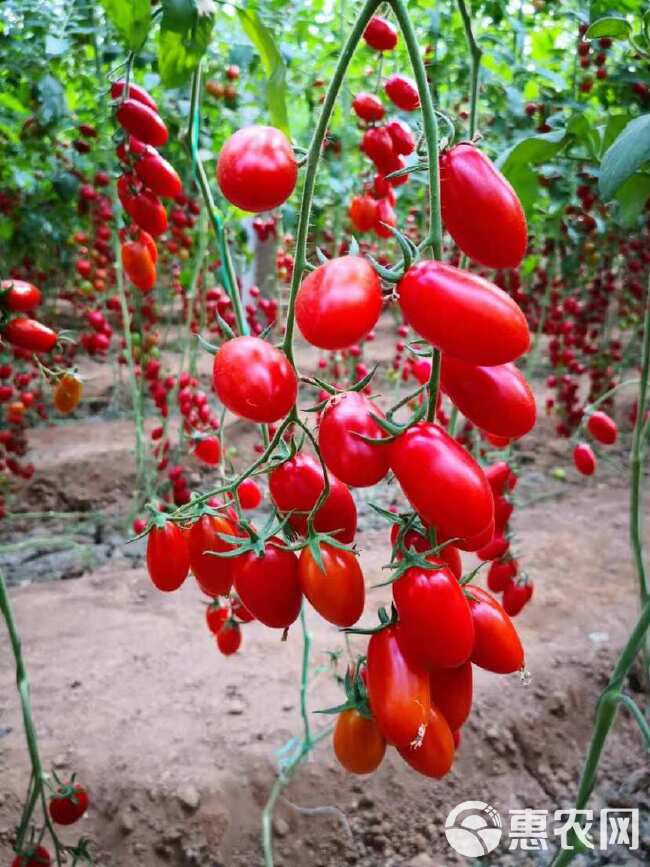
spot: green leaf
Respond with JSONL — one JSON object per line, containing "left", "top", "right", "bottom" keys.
{"left": 35, "top": 75, "right": 67, "bottom": 126}
{"left": 599, "top": 114, "right": 650, "bottom": 200}
{"left": 236, "top": 7, "right": 289, "bottom": 135}
{"left": 613, "top": 173, "right": 650, "bottom": 226}
{"left": 158, "top": 4, "right": 215, "bottom": 88}
{"left": 496, "top": 130, "right": 567, "bottom": 217}
{"left": 100, "top": 0, "right": 152, "bottom": 51}
{"left": 161, "top": 0, "right": 198, "bottom": 33}
{"left": 585, "top": 17, "right": 632, "bottom": 40}
{"left": 600, "top": 113, "right": 633, "bottom": 157}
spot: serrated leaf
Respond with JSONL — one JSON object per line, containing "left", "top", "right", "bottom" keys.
{"left": 100, "top": 0, "right": 151, "bottom": 51}
{"left": 599, "top": 114, "right": 650, "bottom": 200}
{"left": 586, "top": 16, "right": 632, "bottom": 39}
{"left": 613, "top": 173, "right": 650, "bottom": 226}
{"left": 236, "top": 7, "right": 289, "bottom": 135}
{"left": 158, "top": 9, "right": 215, "bottom": 88}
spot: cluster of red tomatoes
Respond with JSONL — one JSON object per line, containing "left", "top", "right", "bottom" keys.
{"left": 577, "top": 23, "right": 611, "bottom": 93}
{"left": 10, "top": 780, "right": 89, "bottom": 867}
{"left": 205, "top": 63, "right": 240, "bottom": 104}
{"left": 573, "top": 409, "right": 618, "bottom": 477}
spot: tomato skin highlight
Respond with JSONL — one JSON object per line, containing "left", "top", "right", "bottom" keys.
{"left": 233, "top": 539, "right": 302, "bottom": 628}
{"left": 296, "top": 256, "right": 383, "bottom": 351}
{"left": 333, "top": 709, "right": 386, "bottom": 774}
{"left": 298, "top": 543, "right": 365, "bottom": 627}
{"left": 48, "top": 784, "right": 89, "bottom": 825}
{"left": 217, "top": 125, "right": 297, "bottom": 213}
{"left": 398, "top": 260, "right": 530, "bottom": 366}
{"left": 441, "top": 356, "right": 536, "bottom": 440}
{"left": 188, "top": 514, "right": 240, "bottom": 597}
{"left": 440, "top": 144, "right": 528, "bottom": 269}
{"left": 3, "top": 317, "right": 57, "bottom": 353}
{"left": 366, "top": 624, "right": 431, "bottom": 747}
{"left": 587, "top": 410, "right": 617, "bottom": 445}
{"left": 1, "top": 279, "right": 42, "bottom": 312}
{"left": 318, "top": 391, "right": 390, "bottom": 487}
{"left": 116, "top": 99, "right": 168, "bottom": 147}
{"left": 213, "top": 336, "right": 297, "bottom": 423}
{"left": 573, "top": 443, "right": 596, "bottom": 476}
{"left": 390, "top": 422, "right": 494, "bottom": 549}
{"left": 467, "top": 585, "right": 524, "bottom": 674}
{"left": 428, "top": 660, "right": 473, "bottom": 731}
{"left": 146, "top": 522, "right": 190, "bottom": 592}
{"left": 397, "top": 706, "right": 455, "bottom": 778}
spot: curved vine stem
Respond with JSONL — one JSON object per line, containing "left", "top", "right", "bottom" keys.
{"left": 456, "top": 0, "right": 483, "bottom": 139}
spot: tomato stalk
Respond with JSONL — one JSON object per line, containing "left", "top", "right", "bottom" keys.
{"left": 630, "top": 278, "right": 650, "bottom": 606}
{"left": 455, "top": 0, "right": 483, "bottom": 139}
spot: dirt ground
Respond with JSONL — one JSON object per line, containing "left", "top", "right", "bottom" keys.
{"left": 0, "top": 323, "right": 649, "bottom": 867}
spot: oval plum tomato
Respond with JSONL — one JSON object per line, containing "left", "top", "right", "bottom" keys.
{"left": 398, "top": 261, "right": 530, "bottom": 366}
{"left": 235, "top": 478, "right": 262, "bottom": 510}
{"left": 48, "top": 783, "right": 89, "bottom": 825}
{"left": 390, "top": 423, "right": 494, "bottom": 549}
{"left": 268, "top": 453, "right": 357, "bottom": 542}
{"left": 135, "top": 149, "right": 182, "bottom": 199}
{"left": 232, "top": 597, "right": 255, "bottom": 622}
{"left": 53, "top": 373, "right": 83, "bottom": 415}
{"left": 298, "top": 543, "right": 364, "bottom": 627}
{"left": 466, "top": 585, "right": 524, "bottom": 673}
{"left": 213, "top": 336, "right": 297, "bottom": 423}
{"left": 485, "top": 461, "right": 511, "bottom": 496}
{"left": 116, "top": 99, "right": 168, "bottom": 147}
{"left": 352, "top": 92, "right": 385, "bottom": 122}
{"left": 232, "top": 538, "right": 302, "bottom": 628}
{"left": 441, "top": 356, "right": 536, "bottom": 440}
{"left": 333, "top": 709, "right": 386, "bottom": 774}
{"left": 386, "top": 119, "right": 415, "bottom": 155}
{"left": 503, "top": 579, "right": 533, "bottom": 616}
{"left": 374, "top": 198, "right": 396, "bottom": 238}
{"left": 428, "top": 660, "right": 473, "bottom": 731}
{"left": 295, "top": 256, "right": 382, "bottom": 351}
{"left": 216, "top": 621, "right": 241, "bottom": 655}
{"left": 493, "top": 495, "right": 514, "bottom": 533}
{"left": 3, "top": 317, "right": 57, "bottom": 353}
{"left": 194, "top": 436, "right": 221, "bottom": 465}
{"left": 318, "top": 391, "right": 390, "bottom": 487}
{"left": 361, "top": 126, "right": 395, "bottom": 168}
{"left": 205, "top": 601, "right": 229, "bottom": 633}
{"left": 397, "top": 706, "right": 454, "bottom": 778}
{"left": 440, "top": 144, "right": 528, "bottom": 269}
{"left": 1, "top": 279, "right": 42, "bottom": 312}
{"left": 146, "top": 521, "right": 190, "bottom": 592}
{"left": 487, "top": 558, "right": 517, "bottom": 593}
{"left": 121, "top": 235, "right": 157, "bottom": 292}
{"left": 363, "top": 16, "right": 398, "bottom": 51}
{"left": 132, "top": 190, "right": 168, "bottom": 237}
{"left": 366, "top": 623, "right": 431, "bottom": 747}
{"left": 390, "top": 525, "right": 463, "bottom": 580}
{"left": 111, "top": 80, "right": 158, "bottom": 111}
{"left": 573, "top": 443, "right": 596, "bottom": 476}
{"left": 587, "top": 410, "right": 617, "bottom": 445}
{"left": 384, "top": 74, "right": 420, "bottom": 111}
{"left": 349, "top": 195, "right": 379, "bottom": 233}
{"left": 476, "top": 533, "right": 509, "bottom": 562}
{"left": 217, "top": 125, "right": 297, "bottom": 213}
{"left": 453, "top": 729, "right": 462, "bottom": 750}
{"left": 392, "top": 561, "right": 474, "bottom": 668}
{"left": 188, "top": 514, "right": 240, "bottom": 597}
{"left": 11, "top": 845, "right": 51, "bottom": 867}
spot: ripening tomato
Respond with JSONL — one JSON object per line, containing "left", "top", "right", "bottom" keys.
{"left": 587, "top": 410, "right": 617, "bottom": 445}
{"left": 11, "top": 846, "right": 51, "bottom": 867}
{"left": 318, "top": 391, "right": 390, "bottom": 487}
{"left": 352, "top": 92, "right": 385, "bottom": 122}
{"left": 235, "top": 478, "right": 262, "bottom": 509}
{"left": 573, "top": 443, "right": 596, "bottom": 476}
{"left": 232, "top": 597, "right": 255, "bottom": 622}
{"left": 466, "top": 585, "right": 524, "bottom": 673}
{"left": 53, "top": 373, "right": 83, "bottom": 415}
{"left": 493, "top": 495, "right": 514, "bottom": 533}
{"left": 391, "top": 423, "right": 494, "bottom": 549}
{"left": 3, "top": 317, "right": 57, "bottom": 353}
{"left": 398, "top": 261, "right": 530, "bottom": 365}
{"left": 366, "top": 623, "right": 431, "bottom": 747}
{"left": 389, "top": 525, "right": 462, "bottom": 580}
{"left": 298, "top": 543, "right": 364, "bottom": 627}
{"left": 440, "top": 144, "right": 528, "bottom": 269}
{"left": 393, "top": 561, "right": 474, "bottom": 668}
{"left": 146, "top": 521, "right": 190, "bottom": 592}
{"left": 188, "top": 514, "right": 241, "bottom": 597}
{"left": 135, "top": 149, "right": 182, "bottom": 198}
{"left": 268, "top": 453, "right": 357, "bottom": 542}
{"left": 1, "top": 279, "right": 42, "bottom": 312}
{"left": 121, "top": 235, "right": 157, "bottom": 292}
{"left": 363, "top": 16, "right": 398, "bottom": 51}
{"left": 194, "top": 436, "right": 221, "bottom": 465}
{"left": 397, "top": 706, "right": 454, "bottom": 778}
{"left": 205, "top": 601, "right": 229, "bottom": 633}
{"left": 503, "top": 579, "right": 533, "bottom": 616}
{"left": 386, "top": 119, "right": 415, "bottom": 155}
{"left": 374, "top": 198, "right": 396, "bottom": 238}
{"left": 441, "top": 356, "right": 536, "bottom": 440}
{"left": 217, "top": 125, "right": 297, "bottom": 213}
{"left": 48, "top": 783, "right": 89, "bottom": 825}
{"left": 217, "top": 621, "right": 241, "bottom": 655}
{"left": 361, "top": 126, "right": 395, "bottom": 168}
{"left": 349, "top": 195, "right": 379, "bottom": 233}
{"left": 111, "top": 80, "right": 158, "bottom": 111}
{"left": 295, "top": 256, "right": 382, "bottom": 350}
{"left": 487, "top": 558, "right": 517, "bottom": 593}
{"left": 476, "top": 533, "right": 509, "bottom": 562}
{"left": 385, "top": 74, "right": 420, "bottom": 111}
{"left": 232, "top": 538, "right": 302, "bottom": 628}
{"left": 428, "top": 660, "right": 473, "bottom": 731}
{"left": 485, "top": 461, "right": 511, "bottom": 496}
{"left": 213, "top": 336, "right": 297, "bottom": 423}
{"left": 333, "top": 709, "right": 386, "bottom": 774}
{"left": 132, "top": 190, "right": 168, "bottom": 236}
{"left": 116, "top": 99, "right": 168, "bottom": 147}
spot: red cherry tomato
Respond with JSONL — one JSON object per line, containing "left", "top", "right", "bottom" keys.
{"left": 217, "top": 125, "right": 297, "bottom": 213}
{"left": 132, "top": 189, "right": 168, "bottom": 237}
{"left": 366, "top": 623, "right": 431, "bottom": 747}
{"left": 440, "top": 144, "right": 528, "bottom": 269}
{"left": 48, "top": 784, "right": 89, "bottom": 825}
{"left": 398, "top": 261, "right": 530, "bottom": 366}
{"left": 188, "top": 514, "right": 241, "bottom": 597}
{"left": 361, "top": 126, "right": 395, "bottom": 168}
{"left": 121, "top": 235, "right": 156, "bottom": 293}
{"left": 503, "top": 579, "right": 534, "bottom": 616}
{"left": 216, "top": 621, "right": 242, "bottom": 655}
{"left": 391, "top": 422, "right": 494, "bottom": 549}
{"left": 205, "top": 601, "right": 229, "bottom": 633}
{"left": 116, "top": 99, "right": 168, "bottom": 147}
{"left": 1, "top": 280, "right": 42, "bottom": 312}
{"left": 135, "top": 149, "right": 182, "bottom": 199}
{"left": 352, "top": 92, "right": 385, "bottom": 122}
{"left": 485, "top": 461, "right": 512, "bottom": 496}
{"left": 232, "top": 539, "right": 302, "bottom": 628}
{"left": 268, "top": 453, "right": 357, "bottom": 542}
{"left": 296, "top": 256, "right": 382, "bottom": 351}
{"left": 194, "top": 436, "right": 221, "bottom": 465}
{"left": 587, "top": 410, "right": 617, "bottom": 445}
{"left": 213, "top": 336, "right": 297, "bottom": 423}
{"left": 390, "top": 525, "right": 463, "bottom": 580}
{"left": 3, "top": 317, "right": 57, "bottom": 353}
{"left": 428, "top": 660, "right": 473, "bottom": 731}
{"left": 111, "top": 80, "right": 158, "bottom": 111}
{"left": 374, "top": 198, "right": 396, "bottom": 238}
{"left": 573, "top": 443, "right": 596, "bottom": 476}
{"left": 231, "top": 597, "right": 255, "bottom": 622}
{"left": 476, "top": 533, "right": 509, "bottom": 562}
{"left": 466, "top": 585, "right": 524, "bottom": 673}
{"left": 349, "top": 195, "right": 379, "bottom": 233}
{"left": 363, "top": 16, "right": 398, "bottom": 51}
{"left": 386, "top": 119, "right": 415, "bottom": 155}
{"left": 385, "top": 74, "right": 420, "bottom": 111}
{"left": 235, "top": 478, "right": 262, "bottom": 510}
{"left": 146, "top": 521, "right": 190, "bottom": 592}
{"left": 333, "top": 709, "right": 386, "bottom": 774}
{"left": 11, "top": 845, "right": 51, "bottom": 867}
{"left": 298, "top": 543, "right": 365, "bottom": 627}
{"left": 397, "top": 706, "right": 454, "bottom": 778}
{"left": 487, "top": 558, "right": 517, "bottom": 593}
{"left": 318, "top": 391, "right": 390, "bottom": 487}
